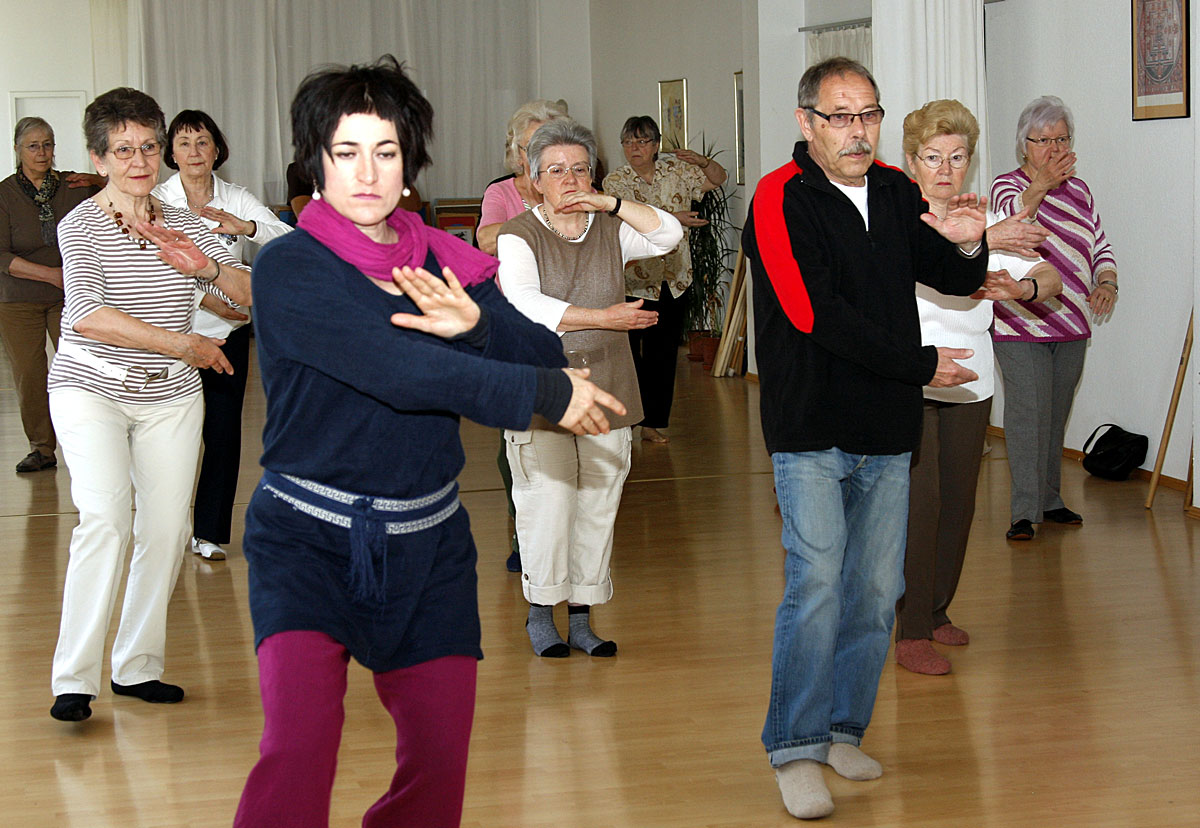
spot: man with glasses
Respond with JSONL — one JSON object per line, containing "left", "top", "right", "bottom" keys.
{"left": 742, "top": 57, "right": 988, "bottom": 819}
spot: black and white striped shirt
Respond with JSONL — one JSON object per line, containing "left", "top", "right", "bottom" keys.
{"left": 49, "top": 199, "right": 245, "bottom": 403}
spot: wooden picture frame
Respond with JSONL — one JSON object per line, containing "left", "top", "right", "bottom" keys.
{"left": 658, "top": 78, "right": 688, "bottom": 151}
{"left": 432, "top": 197, "right": 482, "bottom": 246}
{"left": 733, "top": 71, "right": 745, "bottom": 185}
{"left": 1132, "top": 0, "right": 1190, "bottom": 120}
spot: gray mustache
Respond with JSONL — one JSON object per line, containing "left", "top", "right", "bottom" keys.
{"left": 839, "top": 140, "right": 873, "bottom": 157}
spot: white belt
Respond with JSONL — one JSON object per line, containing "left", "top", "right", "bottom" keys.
{"left": 56, "top": 339, "right": 190, "bottom": 393}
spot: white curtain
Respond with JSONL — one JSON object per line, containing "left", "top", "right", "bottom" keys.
{"left": 807, "top": 25, "right": 873, "bottom": 71}
{"left": 92, "top": 0, "right": 538, "bottom": 205}
{"left": 871, "top": 0, "right": 988, "bottom": 193}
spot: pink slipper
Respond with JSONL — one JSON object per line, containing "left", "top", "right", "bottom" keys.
{"left": 895, "top": 639, "right": 950, "bottom": 675}
{"left": 932, "top": 623, "right": 969, "bottom": 646}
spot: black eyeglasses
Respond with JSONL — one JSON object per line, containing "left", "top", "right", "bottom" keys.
{"left": 621, "top": 137, "right": 657, "bottom": 147}
{"left": 805, "top": 107, "right": 885, "bottom": 128}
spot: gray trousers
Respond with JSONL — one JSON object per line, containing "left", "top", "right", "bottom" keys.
{"left": 994, "top": 339, "right": 1087, "bottom": 523}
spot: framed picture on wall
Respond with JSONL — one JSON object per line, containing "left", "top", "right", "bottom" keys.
{"left": 1132, "top": 0, "right": 1190, "bottom": 120}
{"left": 658, "top": 79, "right": 688, "bottom": 151}
{"left": 733, "top": 71, "right": 745, "bottom": 185}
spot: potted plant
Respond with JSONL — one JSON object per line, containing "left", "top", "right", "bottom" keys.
{"left": 681, "top": 146, "right": 739, "bottom": 369}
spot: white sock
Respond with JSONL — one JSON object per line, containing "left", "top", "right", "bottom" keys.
{"left": 827, "top": 742, "right": 882, "bottom": 781}
{"left": 775, "top": 759, "right": 834, "bottom": 819}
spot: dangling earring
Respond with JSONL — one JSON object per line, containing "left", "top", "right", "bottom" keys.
{"left": 312, "top": 188, "right": 321, "bottom": 201}
{"left": 402, "top": 187, "right": 411, "bottom": 198}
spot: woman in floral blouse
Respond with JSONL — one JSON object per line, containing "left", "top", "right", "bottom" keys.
{"left": 602, "top": 116, "right": 726, "bottom": 443}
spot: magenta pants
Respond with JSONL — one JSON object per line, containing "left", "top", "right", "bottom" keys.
{"left": 233, "top": 630, "right": 476, "bottom": 828}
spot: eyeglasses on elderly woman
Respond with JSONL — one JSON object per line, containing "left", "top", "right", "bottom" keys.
{"left": 539, "top": 163, "right": 592, "bottom": 180}
{"left": 109, "top": 141, "right": 162, "bottom": 160}
{"left": 916, "top": 151, "right": 970, "bottom": 170}
{"left": 1025, "top": 135, "right": 1072, "bottom": 147}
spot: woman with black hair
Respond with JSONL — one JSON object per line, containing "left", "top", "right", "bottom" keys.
{"left": 232, "top": 56, "right": 623, "bottom": 827}
{"left": 152, "top": 109, "right": 290, "bottom": 561}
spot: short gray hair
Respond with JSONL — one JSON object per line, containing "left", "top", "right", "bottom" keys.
{"left": 504, "top": 99, "right": 570, "bottom": 174}
{"left": 83, "top": 87, "right": 166, "bottom": 157}
{"left": 1015, "top": 95, "right": 1074, "bottom": 164}
{"left": 797, "top": 57, "right": 880, "bottom": 126}
{"left": 526, "top": 119, "right": 598, "bottom": 183}
{"left": 13, "top": 116, "right": 54, "bottom": 171}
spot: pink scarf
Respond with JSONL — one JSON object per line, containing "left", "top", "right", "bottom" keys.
{"left": 297, "top": 196, "right": 496, "bottom": 287}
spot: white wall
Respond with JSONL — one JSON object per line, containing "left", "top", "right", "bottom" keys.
{"left": 588, "top": 0, "right": 746, "bottom": 220}
{"left": 1, "top": 0, "right": 96, "bottom": 174}
{"left": 985, "top": 0, "right": 1195, "bottom": 480}
{"left": 536, "top": 0, "right": 593, "bottom": 128}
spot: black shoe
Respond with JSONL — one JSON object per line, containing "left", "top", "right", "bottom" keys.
{"left": 51, "top": 693, "right": 92, "bottom": 721}
{"left": 506, "top": 548, "right": 521, "bottom": 573}
{"left": 1006, "top": 519, "right": 1035, "bottom": 541}
{"left": 15, "top": 451, "right": 56, "bottom": 473}
{"left": 1043, "top": 507, "right": 1083, "bottom": 525}
{"left": 111, "top": 679, "right": 184, "bottom": 703}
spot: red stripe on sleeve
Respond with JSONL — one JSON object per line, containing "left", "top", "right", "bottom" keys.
{"left": 752, "top": 161, "right": 813, "bottom": 332}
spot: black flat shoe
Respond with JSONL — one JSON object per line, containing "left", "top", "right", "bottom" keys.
{"left": 111, "top": 680, "right": 184, "bottom": 703}
{"left": 16, "top": 451, "right": 56, "bottom": 473}
{"left": 51, "top": 693, "right": 92, "bottom": 721}
{"left": 1043, "top": 507, "right": 1083, "bottom": 525}
{"left": 1006, "top": 519, "right": 1035, "bottom": 541}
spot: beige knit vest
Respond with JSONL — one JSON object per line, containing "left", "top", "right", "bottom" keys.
{"left": 502, "top": 209, "right": 643, "bottom": 431}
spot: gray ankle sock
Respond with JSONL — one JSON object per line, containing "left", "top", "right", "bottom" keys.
{"left": 526, "top": 605, "right": 568, "bottom": 657}
{"left": 567, "top": 607, "right": 617, "bottom": 656}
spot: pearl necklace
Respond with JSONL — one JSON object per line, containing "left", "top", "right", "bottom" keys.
{"left": 539, "top": 204, "right": 589, "bottom": 241}
{"left": 109, "top": 197, "right": 156, "bottom": 250}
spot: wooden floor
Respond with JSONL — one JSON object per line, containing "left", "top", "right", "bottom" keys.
{"left": 2, "top": 345, "right": 1198, "bottom": 827}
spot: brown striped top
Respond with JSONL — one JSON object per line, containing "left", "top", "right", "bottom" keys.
{"left": 48, "top": 199, "right": 244, "bottom": 403}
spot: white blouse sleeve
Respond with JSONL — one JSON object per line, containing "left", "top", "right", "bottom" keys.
{"left": 496, "top": 233, "right": 570, "bottom": 334}
{"left": 618, "top": 205, "right": 684, "bottom": 264}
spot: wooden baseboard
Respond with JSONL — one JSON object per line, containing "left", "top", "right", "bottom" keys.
{"left": 986, "top": 424, "right": 1186, "bottom": 492}
{"left": 744, "top": 372, "right": 758, "bottom": 383}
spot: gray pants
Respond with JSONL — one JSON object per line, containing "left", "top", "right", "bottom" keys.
{"left": 994, "top": 339, "right": 1087, "bottom": 523}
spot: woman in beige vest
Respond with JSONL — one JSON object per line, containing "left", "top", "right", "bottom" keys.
{"left": 497, "top": 119, "right": 683, "bottom": 657}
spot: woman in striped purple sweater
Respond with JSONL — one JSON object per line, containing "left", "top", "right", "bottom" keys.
{"left": 990, "top": 96, "right": 1119, "bottom": 541}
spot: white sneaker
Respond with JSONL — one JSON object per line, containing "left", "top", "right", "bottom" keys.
{"left": 191, "top": 537, "right": 226, "bottom": 561}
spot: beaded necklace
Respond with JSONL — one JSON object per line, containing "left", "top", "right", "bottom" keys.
{"left": 109, "top": 197, "right": 157, "bottom": 250}
{"left": 539, "top": 204, "right": 589, "bottom": 241}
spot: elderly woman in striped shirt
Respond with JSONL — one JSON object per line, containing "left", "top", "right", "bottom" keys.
{"left": 46, "top": 87, "right": 250, "bottom": 723}
{"left": 990, "top": 95, "right": 1118, "bottom": 542}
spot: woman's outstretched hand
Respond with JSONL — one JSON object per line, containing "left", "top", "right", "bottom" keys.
{"left": 558, "top": 368, "right": 627, "bottom": 435}
{"left": 136, "top": 221, "right": 210, "bottom": 276}
{"left": 390, "top": 265, "right": 482, "bottom": 338}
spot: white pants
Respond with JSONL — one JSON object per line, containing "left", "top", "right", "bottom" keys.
{"left": 505, "top": 427, "right": 631, "bottom": 605}
{"left": 49, "top": 388, "right": 203, "bottom": 696}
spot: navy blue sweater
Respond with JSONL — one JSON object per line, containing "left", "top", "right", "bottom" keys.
{"left": 252, "top": 229, "right": 567, "bottom": 497}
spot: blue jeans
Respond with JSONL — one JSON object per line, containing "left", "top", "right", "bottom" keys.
{"left": 763, "top": 448, "right": 910, "bottom": 767}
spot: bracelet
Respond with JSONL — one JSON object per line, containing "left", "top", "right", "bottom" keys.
{"left": 1098, "top": 279, "right": 1118, "bottom": 293}
{"left": 196, "top": 259, "right": 220, "bottom": 284}
{"left": 701, "top": 158, "right": 710, "bottom": 169}
{"left": 1020, "top": 276, "right": 1039, "bottom": 301}
{"left": 608, "top": 197, "right": 622, "bottom": 217}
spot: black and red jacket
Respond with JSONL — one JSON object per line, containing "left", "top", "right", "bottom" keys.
{"left": 743, "top": 141, "right": 986, "bottom": 456}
